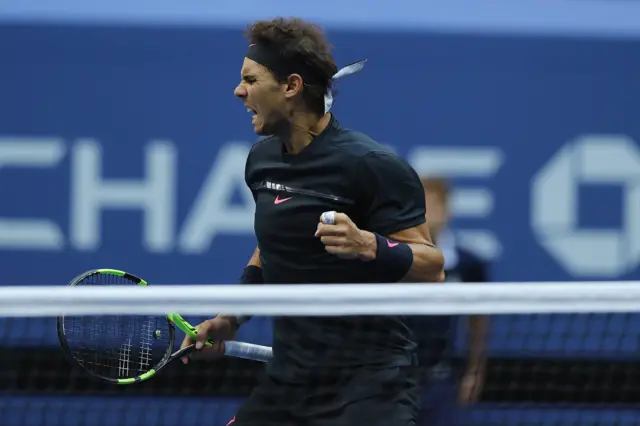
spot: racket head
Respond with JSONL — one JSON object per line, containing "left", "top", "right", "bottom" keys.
{"left": 57, "top": 268, "right": 176, "bottom": 385}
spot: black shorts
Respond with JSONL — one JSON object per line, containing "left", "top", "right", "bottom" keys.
{"left": 230, "top": 366, "right": 420, "bottom": 426}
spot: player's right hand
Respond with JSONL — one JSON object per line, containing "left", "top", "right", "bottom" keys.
{"left": 180, "top": 315, "right": 238, "bottom": 364}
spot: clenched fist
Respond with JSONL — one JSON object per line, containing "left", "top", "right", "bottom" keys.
{"left": 314, "top": 211, "right": 376, "bottom": 261}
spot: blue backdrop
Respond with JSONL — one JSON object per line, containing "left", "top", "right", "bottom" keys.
{"left": 1, "top": 22, "right": 640, "bottom": 424}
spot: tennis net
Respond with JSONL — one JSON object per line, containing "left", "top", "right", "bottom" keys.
{"left": 1, "top": 282, "right": 640, "bottom": 426}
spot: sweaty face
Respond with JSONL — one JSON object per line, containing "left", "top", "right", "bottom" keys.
{"left": 234, "top": 58, "right": 287, "bottom": 136}
{"left": 425, "top": 189, "right": 449, "bottom": 238}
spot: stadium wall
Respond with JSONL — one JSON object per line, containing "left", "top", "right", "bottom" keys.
{"left": 1, "top": 23, "right": 639, "bottom": 424}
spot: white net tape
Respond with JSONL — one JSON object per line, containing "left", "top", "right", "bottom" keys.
{"left": 1, "top": 281, "right": 640, "bottom": 317}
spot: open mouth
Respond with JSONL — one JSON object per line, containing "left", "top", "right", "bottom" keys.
{"left": 247, "top": 107, "right": 257, "bottom": 123}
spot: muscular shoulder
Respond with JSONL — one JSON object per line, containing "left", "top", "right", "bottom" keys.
{"left": 325, "top": 123, "right": 417, "bottom": 179}
{"left": 326, "top": 125, "right": 395, "bottom": 160}
{"left": 342, "top": 130, "right": 425, "bottom": 236}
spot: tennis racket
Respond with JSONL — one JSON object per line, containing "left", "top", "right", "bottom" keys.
{"left": 56, "top": 268, "right": 273, "bottom": 385}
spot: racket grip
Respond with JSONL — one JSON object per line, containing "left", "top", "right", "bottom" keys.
{"left": 224, "top": 341, "right": 273, "bottom": 363}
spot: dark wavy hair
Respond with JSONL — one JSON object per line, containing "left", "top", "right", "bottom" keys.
{"left": 245, "top": 18, "right": 339, "bottom": 115}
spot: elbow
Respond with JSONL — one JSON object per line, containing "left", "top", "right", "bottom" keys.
{"left": 433, "top": 251, "right": 445, "bottom": 283}
{"left": 413, "top": 245, "right": 445, "bottom": 283}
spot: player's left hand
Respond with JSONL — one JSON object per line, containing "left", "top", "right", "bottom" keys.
{"left": 315, "top": 211, "right": 376, "bottom": 261}
{"left": 458, "top": 369, "right": 485, "bottom": 404}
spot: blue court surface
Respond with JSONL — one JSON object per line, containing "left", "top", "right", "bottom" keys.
{"left": 2, "top": 396, "right": 640, "bottom": 426}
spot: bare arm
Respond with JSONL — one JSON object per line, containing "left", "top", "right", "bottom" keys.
{"left": 356, "top": 223, "right": 445, "bottom": 283}
{"left": 219, "top": 246, "right": 262, "bottom": 328}
{"left": 466, "top": 261, "right": 489, "bottom": 374}
{"left": 457, "top": 313, "right": 489, "bottom": 403}
{"left": 467, "top": 315, "right": 488, "bottom": 374}
{"left": 459, "top": 262, "right": 490, "bottom": 403}
{"left": 317, "top": 214, "right": 445, "bottom": 283}
{"left": 248, "top": 246, "right": 262, "bottom": 268}
{"left": 386, "top": 223, "right": 445, "bottom": 283}
{"left": 343, "top": 151, "right": 443, "bottom": 282}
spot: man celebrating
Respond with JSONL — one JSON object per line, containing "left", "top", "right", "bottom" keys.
{"left": 182, "top": 17, "right": 445, "bottom": 426}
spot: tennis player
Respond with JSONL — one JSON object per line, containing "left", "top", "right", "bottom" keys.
{"left": 415, "top": 177, "right": 489, "bottom": 426}
{"left": 181, "top": 17, "right": 445, "bottom": 426}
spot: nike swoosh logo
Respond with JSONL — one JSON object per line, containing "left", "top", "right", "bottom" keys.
{"left": 387, "top": 240, "right": 399, "bottom": 248}
{"left": 274, "top": 195, "right": 292, "bottom": 205}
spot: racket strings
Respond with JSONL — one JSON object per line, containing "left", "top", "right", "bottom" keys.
{"left": 62, "top": 272, "right": 173, "bottom": 380}
{"left": 117, "top": 336, "right": 133, "bottom": 377}
{"left": 138, "top": 317, "right": 156, "bottom": 371}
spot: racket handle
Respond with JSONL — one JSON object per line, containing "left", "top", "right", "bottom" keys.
{"left": 224, "top": 341, "right": 273, "bottom": 363}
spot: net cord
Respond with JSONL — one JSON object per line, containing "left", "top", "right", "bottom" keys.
{"left": 1, "top": 282, "right": 639, "bottom": 317}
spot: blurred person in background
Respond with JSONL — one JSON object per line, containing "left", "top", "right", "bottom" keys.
{"left": 181, "top": 17, "right": 445, "bottom": 426}
{"left": 415, "top": 177, "right": 490, "bottom": 426}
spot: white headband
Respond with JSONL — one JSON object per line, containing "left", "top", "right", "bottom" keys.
{"left": 324, "top": 59, "right": 368, "bottom": 114}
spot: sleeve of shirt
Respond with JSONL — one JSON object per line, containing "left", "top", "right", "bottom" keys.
{"left": 355, "top": 151, "right": 426, "bottom": 236}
